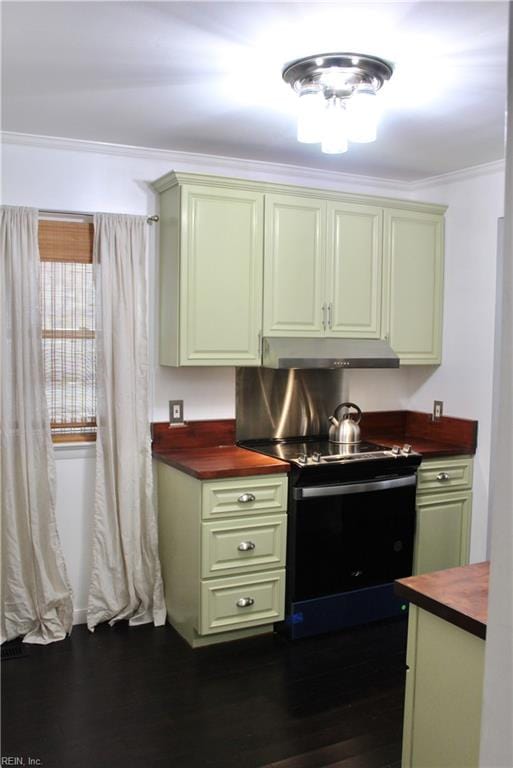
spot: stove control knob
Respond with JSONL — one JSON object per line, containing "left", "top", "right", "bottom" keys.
{"left": 402, "top": 444, "right": 412, "bottom": 454}
{"left": 391, "top": 445, "right": 401, "bottom": 456}
{"left": 297, "top": 453, "right": 308, "bottom": 464}
{"left": 312, "top": 452, "right": 322, "bottom": 463}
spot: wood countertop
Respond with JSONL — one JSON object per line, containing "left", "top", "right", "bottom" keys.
{"left": 362, "top": 410, "right": 477, "bottom": 457}
{"left": 364, "top": 434, "right": 472, "bottom": 457}
{"left": 151, "top": 411, "right": 477, "bottom": 480}
{"left": 395, "top": 561, "right": 489, "bottom": 640}
{"left": 153, "top": 445, "right": 290, "bottom": 480}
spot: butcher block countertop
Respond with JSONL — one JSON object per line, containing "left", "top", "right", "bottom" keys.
{"left": 362, "top": 410, "right": 477, "bottom": 457}
{"left": 151, "top": 420, "right": 289, "bottom": 479}
{"left": 395, "top": 561, "right": 489, "bottom": 640}
{"left": 153, "top": 445, "right": 289, "bottom": 480}
{"left": 151, "top": 410, "right": 477, "bottom": 480}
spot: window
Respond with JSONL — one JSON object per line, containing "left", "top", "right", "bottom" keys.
{"left": 39, "top": 219, "right": 96, "bottom": 441}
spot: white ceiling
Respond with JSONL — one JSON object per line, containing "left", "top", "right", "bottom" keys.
{"left": 1, "top": 1, "right": 509, "bottom": 181}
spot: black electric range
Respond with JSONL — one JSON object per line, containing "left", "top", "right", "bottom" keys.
{"left": 240, "top": 436, "right": 422, "bottom": 639}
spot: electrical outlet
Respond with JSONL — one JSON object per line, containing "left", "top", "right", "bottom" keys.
{"left": 433, "top": 400, "right": 443, "bottom": 421}
{"left": 169, "top": 399, "right": 184, "bottom": 425}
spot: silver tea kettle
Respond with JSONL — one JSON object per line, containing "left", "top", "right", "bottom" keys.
{"left": 328, "top": 402, "right": 362, "bottom": 445}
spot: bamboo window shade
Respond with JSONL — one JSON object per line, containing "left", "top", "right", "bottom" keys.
{"left": 39, "top": 220, "right": 96, "bottom": 441}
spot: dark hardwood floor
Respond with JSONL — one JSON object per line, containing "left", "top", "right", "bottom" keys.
{"left": 2, "top": 618, "right": 407, "bottom": 768}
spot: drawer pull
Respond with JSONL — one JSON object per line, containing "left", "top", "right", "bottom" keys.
{"left": 238, "top": 492, "right": 256, "bottom": 503}
{"left": 436, "top": 472, "right": 450, "bottom": 482}
{"left": 237, "top": 541, "right": 256, "bottom": 552}
{"left": 236, "top": 597, "right": 255, "bottom": 608}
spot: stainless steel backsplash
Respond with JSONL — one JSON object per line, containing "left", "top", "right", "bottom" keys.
{"left": 236, "top": 367, "right": 345, "bottom": 442}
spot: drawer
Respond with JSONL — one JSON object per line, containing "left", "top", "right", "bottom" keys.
{"left": 201, "top": 514, "right": 287, "bottom": 578}
{"left": 417, "top": 456, "right": 473, "bottom": 494}
{"left": 201, "top": 474, "right": 288, "bottom": 519}
{"left": 199, "top": 570, "right": 285, "bottom": 635}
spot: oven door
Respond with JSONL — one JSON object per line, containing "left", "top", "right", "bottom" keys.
{"left": 291, "top": 474, "right": 416, "bottom": 602}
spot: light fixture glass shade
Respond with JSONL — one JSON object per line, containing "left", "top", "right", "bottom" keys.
{"left": 297, "top": 90, "right": 324, "bottom": 143}
{"left": 283, "top": 53, "right": 392, "bottom": 154}
{"left": 346, "top": 90, "right": 381, "bottom": 143}
{"left": 321, "top": 98, "right": 348, "bottom": 154}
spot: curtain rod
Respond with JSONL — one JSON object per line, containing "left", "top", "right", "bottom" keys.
{"left": 39, "top": 208, "right": 159, "bottom": 224}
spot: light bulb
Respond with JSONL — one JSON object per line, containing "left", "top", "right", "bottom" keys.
{"left": 296, "top": 90, "right": 324, "bottom": 144}
{"left": 347, "top": 90, "right": 381, "bottom": 143}
{"left": 321, "top": 98, "right": 348, "bottom": 154}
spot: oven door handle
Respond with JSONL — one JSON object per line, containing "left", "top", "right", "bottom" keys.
{"left": 293, "top": 474, "right": 416, "bottom": 500}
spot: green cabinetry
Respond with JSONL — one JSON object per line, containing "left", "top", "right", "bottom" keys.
{"left": 263, "top": 195, "right": 382, "bottom": 338}
{"left": 414, "top": 456, "right": 473, "bottom": 575}
{"left": 156, "top": 178, "right": 264, "bottom": 366}
{"left": 402, "top": 605, "right": 484, "bottom": 767}
{"left": 383, "top": 210, "right": 444, "bottom": 364}
{"left": 153, "top": 172, "right": 446, "bottom": 367}
{"left": 157, "top": 465, "right": 288, "bottom": 647}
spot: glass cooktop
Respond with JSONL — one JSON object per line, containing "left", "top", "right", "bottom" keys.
{"left": 239, "top": 437, "right": 414, "bottom": 466}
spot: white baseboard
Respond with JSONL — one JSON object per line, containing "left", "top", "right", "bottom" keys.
{"left": 73, "top": 608, "right": 88, "bottom": 626}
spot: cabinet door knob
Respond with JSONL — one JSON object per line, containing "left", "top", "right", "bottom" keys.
{"left": 238, "top": 492, "right": 256, "bottom": 503}
{"left": 436, "top": 472, "right": 450, "bottom": 482}
{"left": 237, "top": 541, "right": 256, "bottom": 552}
{"left": 236, "top": 597, "right": 255, "bottom": 608}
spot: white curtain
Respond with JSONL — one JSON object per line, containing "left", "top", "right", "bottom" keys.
{"left": 1, "top": 206, "right": 73, "bottom": 644}
{"left": 87, "top": 214, "right": 165, "bottom": 630}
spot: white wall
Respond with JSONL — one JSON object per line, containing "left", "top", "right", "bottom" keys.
{"left": 1, "top": 135, "right": 504, "bottom": 619}
{"left": 53, "top": 444, "right": 95, "bottom": 625}
{"left": 405, "top": 169, "right": 504, "bottom": 562}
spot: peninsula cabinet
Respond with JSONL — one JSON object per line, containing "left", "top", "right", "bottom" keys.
{"left": 402, "top": 604, "right": 484, "bottom": 768}
{"left": 382, "top": 209, "right": 444, "bottom": 365}
{"left": 157, "top": 464, "right": 288, "bottom": 647}
{"left": 263, "top": 194, "right": 383, "bottom": 338}
{"left": 155, "top": 178, "right": 264, "bottom": 366}
{"left": 397, "top": 563, "right": 487, "bottom": 768}
{"left": 414, "top": 456, "right": 473, "bottom": 575}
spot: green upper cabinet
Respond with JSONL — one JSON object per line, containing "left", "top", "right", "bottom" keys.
{"left": 263, "top": 195, "right": 383, "bottom": 338}
{"left": 263, "top": 194, "right": 325, "bottom": 336}
{"left": 382, "top": 209, "right": 444, "bottom": 365}
{"left": 157, "top": 179, "right": 264, "bottom": 366}
{"left": 153, "top": 171, "right": 446, "bottom": 367}
{"left": 326, "top": 202, "right": 383, "bottom": 338}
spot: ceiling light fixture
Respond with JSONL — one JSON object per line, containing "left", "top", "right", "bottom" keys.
{"left": 282, "top": 53, "right": 393, "bottom": 154}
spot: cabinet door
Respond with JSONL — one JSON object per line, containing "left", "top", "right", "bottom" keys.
{"left": 383, "top": 210, "right": 444, "bottom": 364}
{"left": 326, "top": 202, "right": 382, "bottom": 337}
{"left": 414, "top": 491, "right": 472, "bottom": 575}
{"left": 263, "top": 194, "right": 325, "bottom": 336}
{"left": 180, "top": 185, "right": 263, "bottom": 365}
{"left": 402, "top": 606, "right": 484, "bottom": 768}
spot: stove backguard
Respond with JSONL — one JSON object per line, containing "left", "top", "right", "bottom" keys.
{"left": 236, "top": 367, "right": 346, "bottom": 442}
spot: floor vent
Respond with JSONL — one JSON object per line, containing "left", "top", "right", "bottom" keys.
{"left": 1, "top": 643, "right": 28, "bottom": 661}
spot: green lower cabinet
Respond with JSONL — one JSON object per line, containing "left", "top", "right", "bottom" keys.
{"left": 199, "top": 570, "right": 285, "bottom": 635}
{"left": 157, "top": 464, "right": 288, "bottom": 648}
{"left": 414, "top": 490, "right": 472, "bottom": 575}
{"left": 414, "top": 456, "right": 473, "bottom": 575}
{"left": 402, "top": 606, "right": 484, "bottom": 767}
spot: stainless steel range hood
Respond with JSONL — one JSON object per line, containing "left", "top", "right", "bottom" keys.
{"left": 261, "top": 337, "right": 399, "bottom": 369}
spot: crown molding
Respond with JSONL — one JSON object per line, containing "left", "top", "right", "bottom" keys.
{"left": 153, "top": 170, "right": 446, "bottom": 215}
{"left": 1, "top": 131, "right": 505, "bottom": 191}
{"left": 0, "top": 131, "right": 410, "bottom": 193}
{"left": 408, "top": 158, "right": 505, "bottom": 190}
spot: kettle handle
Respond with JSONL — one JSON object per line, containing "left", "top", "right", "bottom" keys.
{"left": 333, "top": 402, "right": 362, "bottom": 424}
